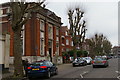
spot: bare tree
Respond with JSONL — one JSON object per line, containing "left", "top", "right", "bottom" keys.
{"left": 9, "top": 0, "right": 45, "bottom": 77}
{"left": 68, "top": 8, "right": 87, "bottom": 59}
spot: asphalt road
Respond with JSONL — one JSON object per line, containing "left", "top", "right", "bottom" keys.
{"left": 28, "top": 58, "right": 119, "bottom": 80}
{"left": 84, "top": 58, "right": 118, "bottom": 78}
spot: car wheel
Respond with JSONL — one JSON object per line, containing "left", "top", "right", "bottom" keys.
{"left": 105, "top": 64, "right": 109, "bottom": 67}
{"left": 73, "top": 65, "right": 76, "bottom": 67}
{"left": 93, "top": 65, "right": 96, "bottom": 68}
{"left": 84, "top": 62, "right": 87, "bottom": 66}
{"left": 46, "top": 71, "right": 51, "bottom": 78}
{"left": 55, "top": 69, "right": 58, "bottom": 75}
{"left": 28, "top": 76, "right": 33, "bottom": 80}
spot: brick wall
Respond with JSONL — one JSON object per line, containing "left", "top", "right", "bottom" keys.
{"left": 53, "top": 26, "right": 56, "bottom": 56}
{"left": 44, "top": 22, "right": 48, "bottom": 56}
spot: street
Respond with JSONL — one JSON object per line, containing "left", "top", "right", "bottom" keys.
{"left": 28, "top": 58, "right": 119, "bottom": 80}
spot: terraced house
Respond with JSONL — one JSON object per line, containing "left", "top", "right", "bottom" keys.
{"left": 0, "top": 3, "right": 63, "bottom": 70}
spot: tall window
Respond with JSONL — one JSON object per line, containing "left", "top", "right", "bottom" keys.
{"left": 56, "top": 28, "right": 59, "bottom": 35}
{"left": 65, "top": 32, "right": 68, "bottom": 36}
{"left": 48, "top": 25, "right": 53, "bottom": 39}
{"left": 0, "top": 9, "right": 3, "bottom": 16}
{"left": 40, "top": 20, "right": 44, "bottom": 55}
{"left": 71, "top": 41, "right": 73, "bottom": 46}
{"left": 66, "top": 48, "right": 69, "bottom": 52}
{"left": 56, "top": 43, "right": 59, "bottom": 56}
{"left": 40, "top": 20, "right": 44, "bottom": 31}
{"left": 56, "top": 37, "right": 59, "bottom": 41}
{"left": 21, "top": 25, "right": 25, "bottom": 55}
{"left": 66, "top": 39, "right": 69, "bottom": 45}
{"left": 6, "top": 8, "right": 10, "bottom": 14}
{"left": 40, "top": 38, "right": 44, "bottom": 55}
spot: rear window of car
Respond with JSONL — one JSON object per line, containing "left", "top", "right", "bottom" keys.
{"left": 30, "top": 62, "right": 45, "bottom": 66}
{"left": 94, "top": 57, "right": 106, "bottom": 60}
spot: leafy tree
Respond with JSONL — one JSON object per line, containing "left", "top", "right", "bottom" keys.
{"left": 103, "top": 39, "right": 112, "bottom": 55}
{"left": 68, "top": 50, "right": 74, "bottom": 56}
{"left": 9, "top": 0, "right": 45, "bottom": 77}
{"left": 86, "top": 33, "right": 112, "bottom": 56}
{"left": 77, "top": 50, "right": 83, "bottom": 57}
{"left": 68, "top": 8, "right": 87, "bottom": 59}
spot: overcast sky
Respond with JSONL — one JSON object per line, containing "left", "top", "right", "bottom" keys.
{"left": 46, "top": 0, "right": 119, "bottom": 47}
{"left": 0, "top": 0, "right": 119, "bottom": 47}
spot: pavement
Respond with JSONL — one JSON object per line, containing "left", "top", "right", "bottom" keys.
{"left": 2, "top": 64, "right": 14, "bottom": 79}
{"left": 1, "top": 63, "right": 68, "bottom": 79}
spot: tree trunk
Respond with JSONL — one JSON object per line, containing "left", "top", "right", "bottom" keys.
{"left": 73, "top": 49, "right": 77, "bottom": 60}
{"left": 13, "top": 28, "right": 24, "bottom": 77}
{"left": 73, "top": 42, "right": 77, "bottom": 60}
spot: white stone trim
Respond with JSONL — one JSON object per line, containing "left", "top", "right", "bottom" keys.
{"left": 9, "top": 56, "right": 63, "bottom": 64}
{"left": 9, "top": 56, "right": 50, "bottom": 64}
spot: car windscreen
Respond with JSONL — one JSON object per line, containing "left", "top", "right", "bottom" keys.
{"left": 78, "top": 58, "right": 85, "bottom": 61}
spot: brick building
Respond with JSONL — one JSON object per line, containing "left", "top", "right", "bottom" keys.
{"left": 61, "top": 26, "right": 73, "bottom": 53}
{"left": 0, "top": 3, "right": 63, "bottom": 67}
{"left": 112, "top": 46, "right": 120, "bottom": 56}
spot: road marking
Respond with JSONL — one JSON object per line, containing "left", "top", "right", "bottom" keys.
{"left": 116, "top": 71, "right": 120, "bottom": 74}
{"left": 80, "top": 71, "right": 89, "bottom": 78}
{"left": 117, "top": 76, "right": 120, "bottom": 80}
{"left": 80, "top": 74, "right": 83, "bottom": 78}
{"left": 115, "top": 71, "right": 120, "bottom": 80}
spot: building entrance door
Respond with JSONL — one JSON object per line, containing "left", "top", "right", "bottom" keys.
{"left": 49, "top": 48, "right": 52, "bottom": 62}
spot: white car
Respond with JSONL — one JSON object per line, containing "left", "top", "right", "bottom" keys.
{"left": 83, "top": 57, "right": 92, "bottom": 64}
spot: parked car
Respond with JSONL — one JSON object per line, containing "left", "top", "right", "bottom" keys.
{"left": 83, "top": 57, "right": 92, "bottom": 65}
{"left": 72, "top": 57, "right": 87, "bottom": 67}
{"left": 106, "top": 56, "right": 112, "bottom": 59}
{"left": 26, "top": 60, "right": 58, "bottom": 79}
{"left": 92, "top": 57, "right": 109, "bottom": 68}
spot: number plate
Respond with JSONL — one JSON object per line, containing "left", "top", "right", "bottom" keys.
{"left": 96, "top": 61, "right": 101, "bottom": 63}
{"left": 32, "top": 68, "right": 39, "bottom": 70}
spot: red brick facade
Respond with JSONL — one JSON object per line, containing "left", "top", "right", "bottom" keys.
{"left": 44, "top": 22, "right": 49, "bottom": 56}
{"left": 0, "top": 3, "right": 63, "bottom": 63}
{"left": 61, "top": 26, "right": 73, "bottom": 53}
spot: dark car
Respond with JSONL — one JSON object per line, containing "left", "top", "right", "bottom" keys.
{"left": 72, "top": 57, "right": 87, "bottom": 67}
{"left": 92, "top": 57, "right": 109, "bottom": 68}
{"left": 106, "top": 56, "right": 112, "bottom": 59}
{"left": 26, "top": 60, "right": 58, "bottom": 79}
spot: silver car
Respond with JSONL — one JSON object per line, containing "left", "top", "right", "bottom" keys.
{"left": 92, "top": 57, "right": 109, "bottom": 68}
